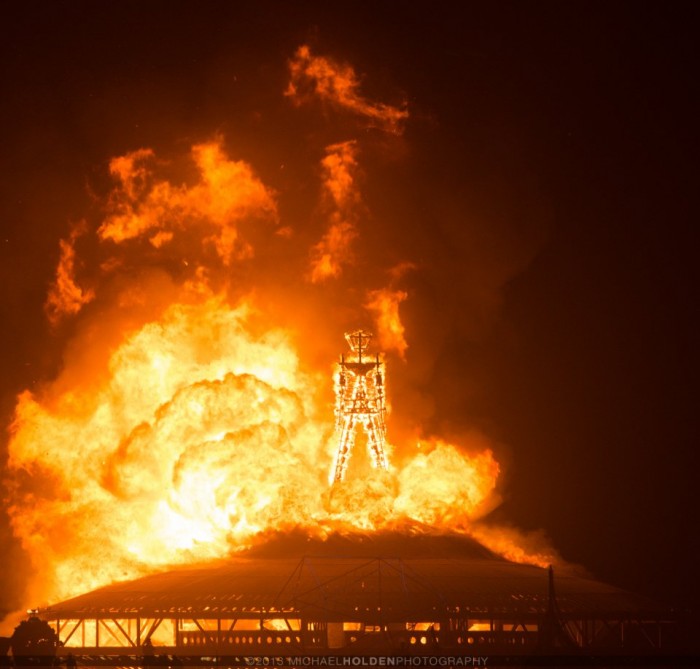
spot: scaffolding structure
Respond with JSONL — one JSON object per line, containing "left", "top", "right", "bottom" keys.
{"left": 35, "top": 551, "right": 685, "bottom": 657}
{"left": 331, "top": 330, "right": 389, "bottom": 483}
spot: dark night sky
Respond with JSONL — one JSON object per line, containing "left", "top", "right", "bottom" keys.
{"left": 1, "top": 1, "right": 698, "bottom": 616}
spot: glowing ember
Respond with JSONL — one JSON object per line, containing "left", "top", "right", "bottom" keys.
{"left": 4, "top": 44, "right": 557, "bottom": 619}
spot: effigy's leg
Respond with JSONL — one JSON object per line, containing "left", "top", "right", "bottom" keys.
{"left": 365, "top": 415, "right": 388, "bottom": 471}
{"left": 332, "top": 417, "right": 357, "bottom": 482}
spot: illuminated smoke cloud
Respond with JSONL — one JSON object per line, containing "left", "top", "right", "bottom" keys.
{"left": 45, "top": 222, "right": 95, "bottom": 325}
{"left": 309, "top": 141, "right": 360, "bottom": 283}
{"left": 286, "top": 45, "right": 408, "bottom": 134}
{"left": 365, "top": 288, "right": 409, "bottom": 358}
{"left": 320, "top": 140, "right": 360, "bottom": 209}
{"left": 98, "top": 139, "right": 277, "bottom": 265}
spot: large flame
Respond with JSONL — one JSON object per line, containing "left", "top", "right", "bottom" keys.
{"left": 4, "top": 45, "right": 557, "bottom": 617}
{"left": 7, "top": 293, "right": 512, "bottom": 605}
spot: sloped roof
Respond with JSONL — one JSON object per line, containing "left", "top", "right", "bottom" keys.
{"left": 41, "top": 531, "right": 660, "bottom": 620}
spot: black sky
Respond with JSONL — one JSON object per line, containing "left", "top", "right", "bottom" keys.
{"left": 1, "top": 1, "right": 698, "bottom": 616}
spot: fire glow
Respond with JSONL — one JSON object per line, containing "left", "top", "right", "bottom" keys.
{"left": 4, "top": 45, "right": 556, "bottom": 615}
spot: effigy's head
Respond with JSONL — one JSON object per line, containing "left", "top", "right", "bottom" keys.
{"left": 344, "top": 329, "right": 373, "bottom": 354}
